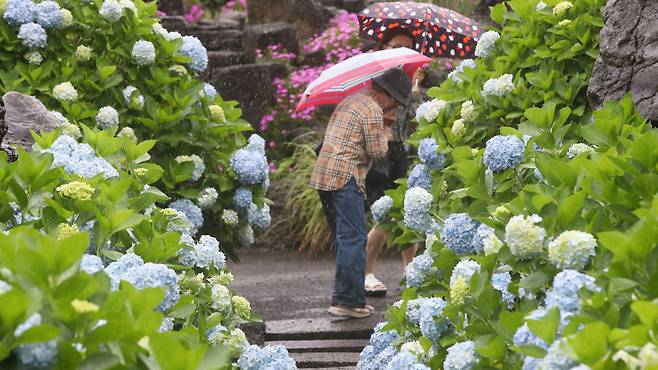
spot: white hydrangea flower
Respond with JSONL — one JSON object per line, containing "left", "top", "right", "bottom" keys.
{"left": 567, "top": 143, "right": 594, "bottom": 158}
{"left": 53, "top": 82, "right": 78, "bottom": 101}
{"left": 548, "top": 230, "right": 597, "bottom": 270}
{"left": 400, "top": 341, "right": 424, "bottom": 356}
{"left": 132, "top": 40, "right": 156, "bottom": 66}
{"left": 461, "top": 100, "right": 475, "bottom": 122}
{"left": 24, "top": 51, "right": 43, "bottom": 65}
{"left": 222, "top": 209, "right": 239, "bottom": 226}
{"left": 451, "top": 119, "right": 466, "bottom": 137}
{"left": 474, "top": 30, "right": 500, "bottom": 58}
{"left": 505, "top": 215, "right": 546, "bottom": 259}
{"left": 197, "top": 187, "right": 218, "bottom": 209}
{"left": 118, "top": 0, "right": 136, "bottom": 13}
{"left": 210, "top": 284, "right": 231, "bottom": 311}
{"left": 96, "top": 106, "right": 119, "bottom": 129}
{"left": 481, "top": 74, "right": 514, "bottom": 98}
{"left": 416, "top": 99, "right": 448, "bottom": 123}
{"left": 60, "top": 8, "right": 73, "bottom": 27}
{"left": 99, "top": 0, "right": 124, "bottom": 22}
{"left": 75, "top": 45, "right": 92, "bottom": 61}
{"left": 536, "top": 1, "right": 548, "bottom": 11}
{"left": 165, "top": 31, "right": 182, "bottom": 41}
{"left": 152, "top": 23, "right": 168, "bottom": 37}
{"left": 553, "top": 1, "right": 573, "bottom": 15}
{"left": 61, "top": 123, "right": 81, "bottom": 139}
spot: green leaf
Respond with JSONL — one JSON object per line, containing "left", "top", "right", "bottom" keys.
{"left": 527, "top": 307, "right": 560, "bottom": 344}
{"left": 567, "top": 322, "right": 610, "bottom": 365}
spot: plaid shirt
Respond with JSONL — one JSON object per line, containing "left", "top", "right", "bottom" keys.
{"left": 310, "top": 89, "right": 388, "bottom": 193}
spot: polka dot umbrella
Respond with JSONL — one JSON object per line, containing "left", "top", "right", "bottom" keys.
{"left": 358, "top": 1, "right": 483, "bottom": 59}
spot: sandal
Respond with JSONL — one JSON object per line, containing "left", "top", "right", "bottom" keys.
{"left": 328, "top": 305, "right": 371, "bottom": 318}
{"left": 365, "top": 274, "right": 387, "bottom": 297}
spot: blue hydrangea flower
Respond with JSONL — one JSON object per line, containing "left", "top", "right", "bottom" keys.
{"left": 405, "top": 298, "right": 423, "bottom": 324}
{"left": 447, "top": 58, "right": 476, "bottom": 82}
{"left": 178, "top": 235, "right": 226, "bottom": 270}
{"left": 545, "top": 270, "right": 597, "bottom": 314}
{"left": 371, "top": 195, "right": 393, "bottom": 223}
{"left": 403, "top": 187, "right": 434, "bottom": 233}
{"left": 443, "top": 341, "right": 478, "bottom": 370}
{"left": 513, "top": 309, "right": 549, "bottom": 349}
{"left": 203, "top": 83, "right": 217, "bottom": 99}
{"left": 419, "top": 298, "right": 450, "bottom": 341}
{"left": 483, "top": 135, "right": 525, "bottom": 173}
{"left": 405, "top": 252, "right": 434, "bottom": 288}
{"left": 237, "top": 344, "right": 296, "bottom": 370}
{"left": 122, "top": 85, "right": 145, "bottom": 108}
{"left": 418, "top": 138, "right": 446, "bottom": 170}
{"left": 370, "top": 322, "right": 399, "bottom": 353}
{"left": 359, "top": 345, "right": 397, "bottom": 370}
{"left": 80, "top": 254, "right": 104, "bottom": 274}
{"left": 109, "top": 260, "right": 180, "bottom": 312}
{"left": 169, "top": 199, "right": 203, "bottom": 235}
{"left": 539, "top": 341, "right": 577, "bottom": 370}
{"left": 15, "top": 341, "right": 57, "bottom": 368}
{"left": 132, "top": 40, "right": 156, "bottom": 66}
{"left": 385, "top": 352, "right": 430, "bottom": 370}
{"left": 180, "top": 36, "right": 208, "bottom": 73}
{"left": 238, "top": 224, "right": 255, "bottom": 246}
{"left": 18, "top": 22, "right": 47, "bottom": 48}
{"left": 45, "top": 135, "right": 119, "bottom": 179}
{"left": 3, "top": 0, "right": 37, "bottom": 26}
{"left": 492, "top": 271, "right": 515, "bottom": 308}
{"left": 231, "top": 147, "right": 269, "bottom": 185}
{"left": 159, "top": 317, "right": 174, "bottom": 332}
{"left": 439, "top": 213, "right": 481, "bottom": 255}
{"left": 408, "top": 164, "right": 432, "bottom": 191}
{"left": 247, "top": 134, "right": 266, "bottom": 153}
{"left": 99, "top": 0, "right": 123, "bottom": 22}
{"left": 36, "top": 1, "right": 61, "bottom": 28}
{"left": 522, "top": 357, "right": 540, "bottom": 370}
{"left": 233, "top": 187, "right": 253, "bottom": 209}
{"left": 247, "top": 202, "right": 271, "bottom": 231}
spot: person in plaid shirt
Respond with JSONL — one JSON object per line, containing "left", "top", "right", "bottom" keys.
{"left": 311, "top": 68, "right": 412, "bottom": 318}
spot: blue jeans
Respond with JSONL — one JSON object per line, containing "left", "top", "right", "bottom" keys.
{"left": 318, "top": 178, "right": 367, "bottom": 307}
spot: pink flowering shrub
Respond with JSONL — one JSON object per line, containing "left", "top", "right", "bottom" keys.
{"left": 257, "top": 12, "right": 362, "bottom": 159}
{"left": 181, "top": 0, "right": 246, "bottom": 23}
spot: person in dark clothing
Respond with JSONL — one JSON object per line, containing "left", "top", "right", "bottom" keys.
{"left": 364, "top": 29, "right": 424, "bottom": 296}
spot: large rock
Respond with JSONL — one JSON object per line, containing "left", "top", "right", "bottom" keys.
{"left": 247, "top": 0, "right": 328, "bottom": 39}
{"left": 204, "top": 64, "right": 276, "bottom": 124}
{"left": 155, "top": 0, "right": 184, "bottom": 15}
{"left": 0, "top": 101, "right": 17, "bottom": 162}
{"left": 588, "top": 0, "right": 658, "bottom": 124}
{"left": 244, "top": 22, "right": 299, "bottom": 60}
{"left": 2, "top": 92, "right": 59, "bottom": 149}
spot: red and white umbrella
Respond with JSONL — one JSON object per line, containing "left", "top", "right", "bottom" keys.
{"left": 295, "top": 47, "right": 431, "bottom": 112}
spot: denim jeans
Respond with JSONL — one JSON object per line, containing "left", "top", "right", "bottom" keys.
{"left": 318, "top": 178, "right": 367, "bottom": 307}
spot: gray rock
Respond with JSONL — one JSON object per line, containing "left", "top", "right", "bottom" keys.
{"left": 0, "top": 102, "right": 16, "bottom": 162}
{"left": 588, "top": 0, "right": 658, "bottom": 124}
{"left": 205, "top": 64, "right": 276, "bottom": 124}
{"left": 333, "top": 0, "right": 366, "bottom": 12}
{"left": 2, "top": 92, "right": 59, "bottom": 149}
{"left": 244, "top": 22, "right": 299, "bottom": 61}
{"left": 155, "top": 0, "right": 184, "bottom": 15}
{"left": 247, "top": 0, "right": 329, "bottom": 39}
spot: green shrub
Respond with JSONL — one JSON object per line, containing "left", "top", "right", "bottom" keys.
{"left": 358, "top": 1, "right": 658, "bottom": 369}
{"left": 0, "top": 0, "right": 269, "bottom": 256}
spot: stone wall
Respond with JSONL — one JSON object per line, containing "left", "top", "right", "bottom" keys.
{"left": 587, "top": 0, "right": 658, "bottom": 124}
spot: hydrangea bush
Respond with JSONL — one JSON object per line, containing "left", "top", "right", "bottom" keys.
{"left": 359, "top": 0, "right": 658, "bottom": 369}
{"left": 0, "top": 122, "right": 293, "bottom": 368}
{"left": 0, "top": 0, "right": 269, "bottom": 256}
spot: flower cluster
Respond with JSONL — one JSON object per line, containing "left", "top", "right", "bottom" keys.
{"left": 99, "top": 0, "right": 124, "bottom": 23}
{"left": 505, "top": 214, "right": 546, "bottom": 259}
{"left": 448, "top": 59, "right": 477, "bottom": 82}
{"left": 461, "top": 100, "right": 475, "bottom": 122}
{"left": 403, "top": 187, "right": 434, "bottom": 233}
{"left": 439, "top": 213, "right": 482, "bottom": 255}
{"left": 230, "top": 135, "right": 269, "bottom": 185}
{"left": 237, "top": 345, "right": 296, "bottom": 370}
{"left": 548, "top": 230, "right": 597, "bottom": 270}
{"left": 179, "top": 36, "right": 208, "bottom": 73}
{"left": 358, "top": 323, "right": 400, "bottom": 370}
{"left": 481, "top": 74, "right": 515, "bottom": 98}
{"left": 407, "top": 164, "right": 432, "bottom": 191}
{"left": 544, "top": 270, "right": 597, "bottom": 314}
{"left": 52, "top": 81, "right": 78, "bottom": 101}
{"left": 56, "top": 181, "right": 95, "bottom": 201}
{"left": 17, "top": 22, "right": 47, "bottom": 48}
{"left": 122, "top": 85, "right": 145, "bottom": 108}
{"left": 444, "top": 341, "right": 478, "bottom": 370}
{"left": 178, "top": 235, "right": 226, "bottom": 271}
{"left": 169, "top": 198, "right": 204, "bottom": 236}
{"left": 492, "top": 271, "right": 515, "bottom": 308}
{"left": 386, "top": 352, "right": 430, "bottom": 370}
{"left": 419, "top": 298, "right": 450, "bottom": 341}
{"left": 405, "top": 252, "right": 434, "bottom": 288}
{"left": 483, "top": 135, "right": 525, "bottom": 173}
{"left": 371, "top": 195, "right": 393, "bottom": 223}
{"left": 416, "top": 99, "right": 448, "bottom": 123}
{"left": 105, "top": 253, "right": 180, "bottom": 311}
{"left": 96, "top": 106, "right": 119, "bottom": 129}
{"left": 553, "top": 1, "right": 573, "bottom": 15}
{"left": 132, "top": 40, "right": 156, "bottom": 66}
{"left": 247, "top": 202, "right": 271, "bottom": 231}
{"left": 566, "top": 143, "right": 594, "bottom": 158}
{"left": 45, "top": 135, "right": 119, "bottom": 179}
{"left": 474, "top": 31, "right": 500, "bottom": 58}
{"left": 13, "top": 314, "right": 57, "bottom": 368}
{"left": 418, "top": 138, "right": 446, "bottom": 170}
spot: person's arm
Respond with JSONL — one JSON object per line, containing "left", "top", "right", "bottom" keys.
{"left": 363, "top": 104, "right": 388, "bottom": 160}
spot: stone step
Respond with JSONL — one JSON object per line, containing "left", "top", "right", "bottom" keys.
{"left": 291, "top": 352, "right": 360, "bottom": 368}
{"left": 207, "top": 51, "right": 250, "bottom": 69}
{"left": 265, "top": 318, "right": 377, "bottom": 341}
{"left": 193, "top": 29, "right": 243, "bottom": 51}
{"left": 266, "top": 339, "right": 368, "bottom": 353}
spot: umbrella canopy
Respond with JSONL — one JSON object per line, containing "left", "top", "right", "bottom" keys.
{"left": 358, "top": 2, "right": 483, "bottom": 59}
{"left": 295, "top": 47, "right": 430, "bottom": 113}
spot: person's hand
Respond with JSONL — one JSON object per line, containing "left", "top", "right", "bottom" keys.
{"left": 412, "top": 68, "right": 425, "bottom": 94}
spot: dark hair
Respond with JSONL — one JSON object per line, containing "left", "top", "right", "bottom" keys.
{"left": 379, "top": 28, "right": 414, "bottom": 49}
